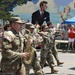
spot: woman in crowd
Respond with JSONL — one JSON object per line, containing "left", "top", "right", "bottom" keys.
{"left": 68, "top": 25, "right": 75, "bottom": 50}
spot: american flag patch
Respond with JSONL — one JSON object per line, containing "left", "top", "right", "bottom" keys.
{"left": 4, "top": 34, "right": 12, "bottom": 42}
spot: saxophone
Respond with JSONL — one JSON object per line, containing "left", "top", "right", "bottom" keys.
{"left": 23, "top": 30, "right": 35, "bottom": 65}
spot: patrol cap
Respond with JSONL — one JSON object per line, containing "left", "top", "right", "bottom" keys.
{"left": 25, "top": 23, "right": 34, "bottom": 29}
{"left": 9, "top": 17, "right": 25, "bottom": 24}
{"left": 38, "top": 31, "right": 48, "bottom": 35}
{"left": 44, "top": 26, "right": 48, "bottom": 28}
{"left": 30, "top": 25, "right": 35, "bottom": 29}
{"left": 42, "top": 25, "right": 48, "bottom": 29}
{"left": 47, "top": 21, "right": 52, "bottom": 26}
{"left": 15, "top": 19, "right": 25, "bottom": 24}
{"left": 11, "top": 17, "right": 21, "bottom": 20}
{"left": 9, "top": 17, "right": 18, "bottom": 24}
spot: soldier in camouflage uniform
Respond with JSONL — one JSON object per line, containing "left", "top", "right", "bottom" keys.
{"left": 29, "top": 26, "right": 57, "bottom": 73}
{"left": 39, "top": 30, "right": 58, "bottom": 74}
{"left": 19, "top": 23, "right": 45, "bottom": 75}
{"left": 1, "top": 17, "right": 29, "bottom": 75}
{"left": 47, "top": 21, "right": 64, "bottom": 66}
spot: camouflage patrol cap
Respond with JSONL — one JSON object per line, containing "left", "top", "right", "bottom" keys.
{"left": 12, "top": 17, "right": 20, "bottom": 19}
{"left": 38, "top": 31, "right": 48, "bottom": 35}
{"left": 15, "top": 19, "right": 25, "bottom": 24}
{"left": 30, "top": 25, "right": 35, "bottom": 29}
{"left": 47, "top": 21, "right": 52, "bottom": 26}
{"left": 44, "top": 26, "right": 48, "bottom": 28}
{"left": 9, "top": 17, "right": 19, "bottom": 24}
{"left": 42, "top": 25, "right": 48, "bottom": 29}
{"left": 9, "top": 17, "right": 25, "bottom": 24}
{"left": 25, "top": 23, "right": 33, "bottom": 29}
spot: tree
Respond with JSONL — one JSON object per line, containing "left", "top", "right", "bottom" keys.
{"left": 0, "top": 0, "right": 32, "bottom": 20}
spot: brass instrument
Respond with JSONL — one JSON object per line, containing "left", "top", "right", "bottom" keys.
{"left": 23, "top": 30, "right": 34, "bottom": 65}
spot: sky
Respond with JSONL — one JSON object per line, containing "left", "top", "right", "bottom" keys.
{"left": 11, "top": 0, "right": 75, "bottom": 25}
{"left": 54, "top": 0, "right": 74, "bottom": 6}
{"left": 12, "top": 0, "right": 75, "bottom": 14}
{"left": 32, "top": 0, "right": 74, "bottom": 5}
{"left": 0, "top": 0, "right": 75, "bottom": 26}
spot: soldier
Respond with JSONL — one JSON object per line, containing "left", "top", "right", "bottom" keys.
{"left": 1, "top": 17, "right": 29, "bottom": 75}
{"left": 47, "top": 21, "right": 64, "bottom": 66}
{"left": 39, "top": 31, "right": 58, "bottom": 74}
{"left": 21, "top": 24, "right": 45, "bottom": 75}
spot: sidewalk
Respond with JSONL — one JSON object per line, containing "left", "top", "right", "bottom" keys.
{"left": 30, "top": 51, "right": 75, "bottom": 75}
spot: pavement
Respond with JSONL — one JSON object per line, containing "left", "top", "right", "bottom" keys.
{"left": 29, "top": 50, "right": 75, "bottom": 75}
{"left": 0, "top": 50, "right": 75, "bottom": 75}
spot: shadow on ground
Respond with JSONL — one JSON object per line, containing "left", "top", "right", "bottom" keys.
{"left": 29, "top": 73, "right": 34, "bottom": 75}
{"left": 69, "top": 67, "right": 75, "bottom": 70}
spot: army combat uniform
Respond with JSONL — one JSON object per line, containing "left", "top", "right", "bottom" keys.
{"left": 1, "top": 29, "right": 26, "bottom": 75}
{"left": 19, "top": 25, "right": 45, "bottom": 75}
{"left": 48, "top": 28, "right": 64, "bottom": 66}
{"left": 40, "top": 32, "right": 58, "bottom": 73}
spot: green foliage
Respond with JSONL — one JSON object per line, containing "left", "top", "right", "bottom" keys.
{"left": 0, "top": 0, "right": 32, "bottom": 20}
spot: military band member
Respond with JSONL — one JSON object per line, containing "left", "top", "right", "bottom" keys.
{"left": 19, "top": 23, "right": 45, "bottom": 75}
{"left": 47, "top": 21, "right": 64, "bottom": 66}
{"left": 39, "top": 31, "right": 58, "bottom": 74}
{"left": 1, "top": 17, "right": 29, "bottom": 75}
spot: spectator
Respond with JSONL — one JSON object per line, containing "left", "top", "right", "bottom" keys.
{"left": 68, "top": 25, "right": 75, "bottom": 50}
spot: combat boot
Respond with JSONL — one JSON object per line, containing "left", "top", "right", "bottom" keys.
{"left": 51, "top": 63, "right": 56, "bottom": 67}
{"left": 44, "top": 62, "right": 49, "bottom": 66}
{"left": 51, "top": 67, "right": 58, "bottom": 74}
{"left": 57, "top": 61, "right": 64, "bottom": 66}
